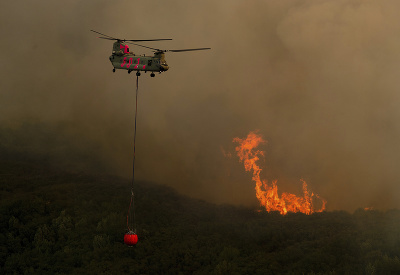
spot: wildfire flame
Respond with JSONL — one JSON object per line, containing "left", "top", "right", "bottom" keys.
{"left": 233, "top": 131, "right": 326, "bottom": 215}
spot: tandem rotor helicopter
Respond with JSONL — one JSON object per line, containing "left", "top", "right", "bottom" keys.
{"left": 91, "top": 30, "right": 210, "bottom": 77}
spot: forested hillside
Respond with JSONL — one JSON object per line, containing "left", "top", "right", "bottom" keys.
{"left": 2, "top": 159, "right": 400, "bottom": 274}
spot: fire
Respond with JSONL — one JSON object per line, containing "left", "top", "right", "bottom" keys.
{"left": 233, "top": 131, "right": 326, "bottom": 215}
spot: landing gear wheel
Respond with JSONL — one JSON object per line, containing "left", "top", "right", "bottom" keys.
{"left": 128, "top": 70, "right": 132, "bottom": 74}
{"left": 150, "top": 73, "right": 155, "bottom": 77}
{"left": 136, "top": 72, "right": 141, "bottom": 76}
{"left": 112, "top": 68, "right": 116, "bottom": 73}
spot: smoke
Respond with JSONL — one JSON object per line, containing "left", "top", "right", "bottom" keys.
{"left": 2, "top": 0, "right": 400, "bottom": 211}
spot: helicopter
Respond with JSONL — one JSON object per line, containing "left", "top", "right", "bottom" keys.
{"left": 91, "top": 30, "right": 210, "bottom": 77}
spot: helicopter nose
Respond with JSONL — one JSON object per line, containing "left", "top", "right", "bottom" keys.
{"left": 160, "top": 65, "right": 169, "bottom": 71}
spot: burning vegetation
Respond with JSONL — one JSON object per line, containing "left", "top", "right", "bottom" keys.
{"left": 234, "top": 131, "right": 326, "bottom": 215}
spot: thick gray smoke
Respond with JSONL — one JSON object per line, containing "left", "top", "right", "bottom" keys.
{"left": 2, "top": 0, "right": 400, "bottom": 211}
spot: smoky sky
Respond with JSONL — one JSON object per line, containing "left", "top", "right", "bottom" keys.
{"left": 2, "top": 0, "right": 400, "bottom": 211}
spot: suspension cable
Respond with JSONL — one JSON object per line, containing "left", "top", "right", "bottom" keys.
{"left": 127, "top": 74, "right": 139, "bottom": 233}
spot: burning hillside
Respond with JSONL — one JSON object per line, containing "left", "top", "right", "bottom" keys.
{"left": 234, "top": 131, "right": 326, "bottom": 215}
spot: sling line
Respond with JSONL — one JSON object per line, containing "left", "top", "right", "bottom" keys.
{"left": 127, "top": 74, "right": 139, "bottom": 233}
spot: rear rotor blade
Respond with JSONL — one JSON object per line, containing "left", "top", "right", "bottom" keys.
{"left": 124, "top": 42, "right": 211, "bottom": 53}
{"left": 125, "top": 39, "right": 172, "bottom": 42}
{"left": 126, "top": 42, "right": 161, "bottom": 51}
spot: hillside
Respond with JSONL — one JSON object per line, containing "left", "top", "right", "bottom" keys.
{"left": 2, "top": 159, "right": 400, "bottom": 274}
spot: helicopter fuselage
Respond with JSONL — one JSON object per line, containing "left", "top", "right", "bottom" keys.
{"left": 109, "top": 53, "right": 169, "bottom": 73}
{"left": 109, "top": 41, "right": 169, "bottom": 74}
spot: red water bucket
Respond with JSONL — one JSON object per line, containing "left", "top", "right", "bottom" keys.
{"left": 124, "top": 232, "right": 138, "bottom": 246}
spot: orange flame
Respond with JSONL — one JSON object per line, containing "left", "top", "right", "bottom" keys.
{"left": 233, "top": 131, "right": 326, "bottom": 215}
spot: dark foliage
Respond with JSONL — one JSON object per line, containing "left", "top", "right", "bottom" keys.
{"left": 2, "top": 160, "right": 400, "bottom": 275}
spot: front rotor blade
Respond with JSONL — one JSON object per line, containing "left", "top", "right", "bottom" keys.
{"left": 91, "top": 30, "right": 172, "bottom": 42}
{"left": 98, "top": 37, "right": 117, "bottom": 40}
{"left": 169, "top": 48, "right": 211, "bottom": 52}
{"left": 90, "top": 30, "right": 116, "bottom": 39}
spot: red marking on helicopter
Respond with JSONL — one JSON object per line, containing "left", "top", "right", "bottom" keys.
{"left": 120, "top": 44, "right": 129, "bottom": 54}
{"left": 134, "top": 58, "right": 140, "bottom": 69}
{"left": 121, "top": 57, "right": 127, "bottom": 67}
{"left": 127, "top": 58, "right": 133, "bottom": 68}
